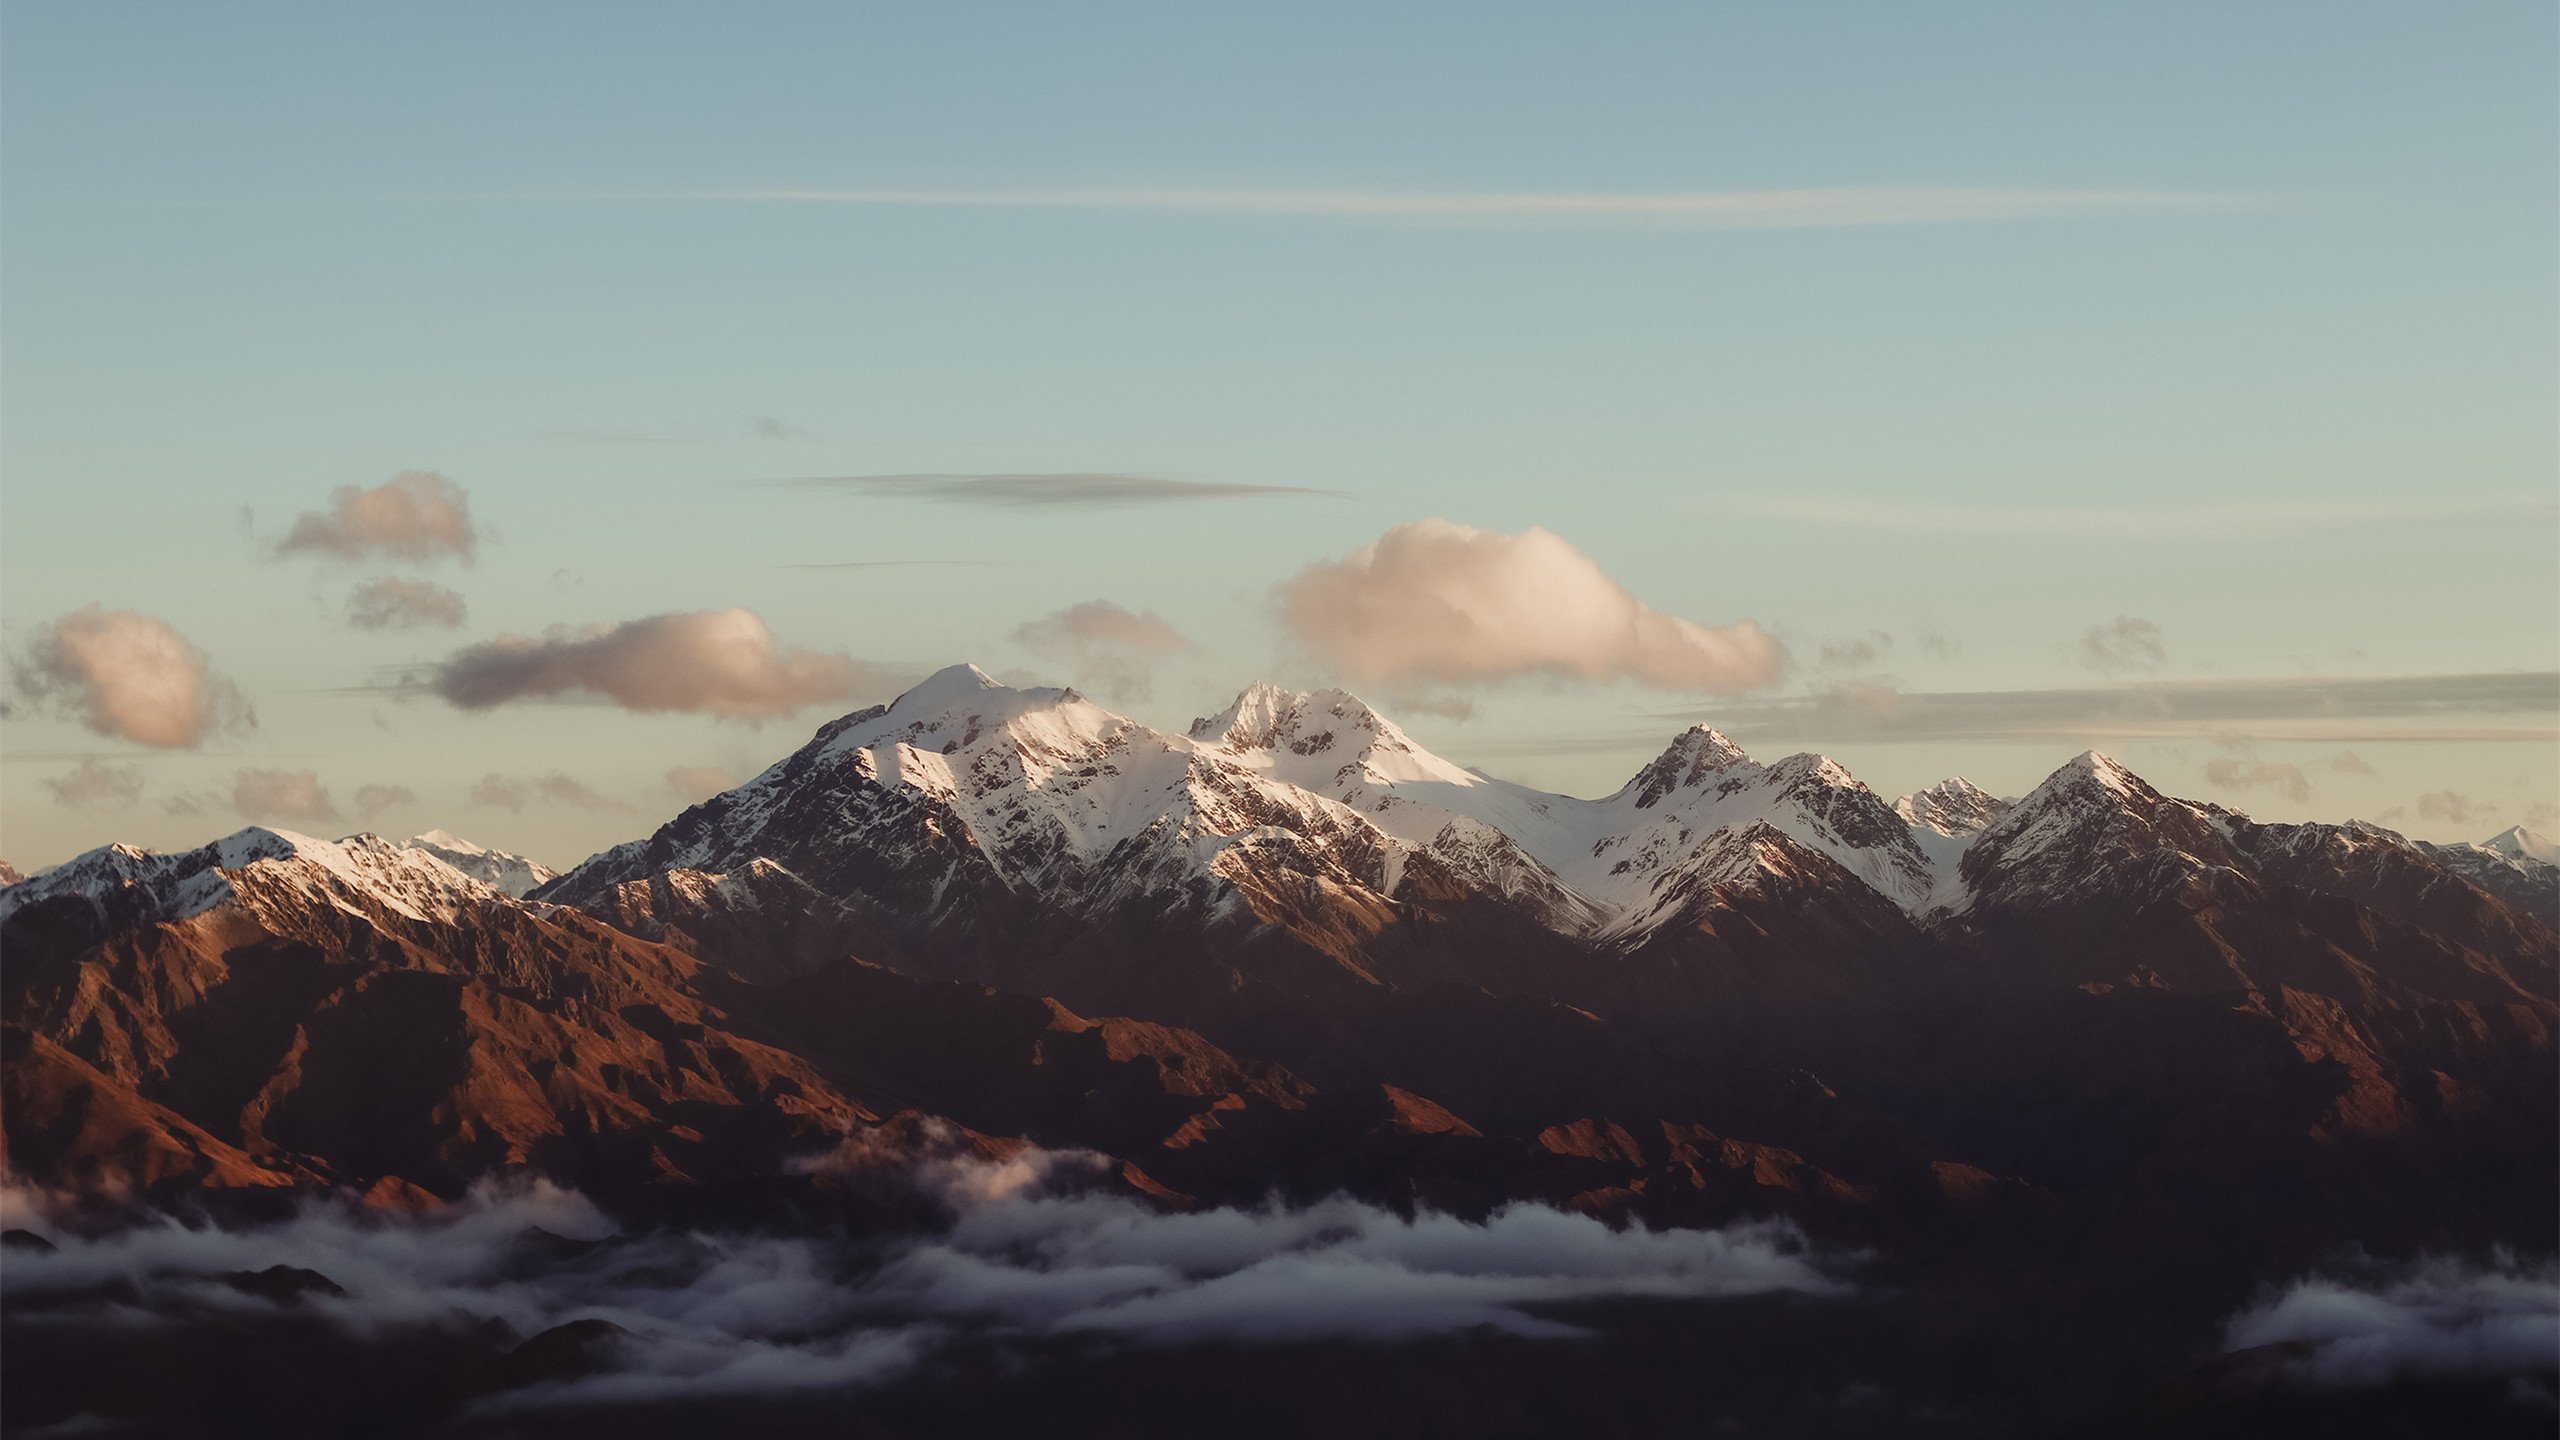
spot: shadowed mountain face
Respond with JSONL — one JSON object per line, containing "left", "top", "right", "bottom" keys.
{"left": 4, "top": 668, "right": 2554, "bottom": 1438}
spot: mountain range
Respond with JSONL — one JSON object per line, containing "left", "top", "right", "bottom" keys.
{"left": 4, "top": 665, "right": 2554, "bottom": 1438}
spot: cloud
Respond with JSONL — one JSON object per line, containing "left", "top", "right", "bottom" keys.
{"left": 233, "top": 769, "right": 338, "bottom": 826}
{"left": 353, "top": 784, "right": 419, "bottom": 819}
{"left": 43, "top": 759, "right": 144, "bottom": 811}
{"left": 766, "top": 474, "right": 1341, "bottom": 507}
{"left": 2418, "top": 790, "right": 2496, "bottom": 826}
{"left": 2204, "top": 759, "right": 2313, "bottom": 804}
{"left": 1911, "top": 625, "right": 1961, "bottom": 661}
{"left": 1742, "top": 493, "right": 2558, "bottom": 538}
{"left": 428, "top": 609, "right": 891, "bottom": 720}
{"left": 10, "top": 607, "right": 254, "bottom": 748}
{"left": 1013, "top": 600, "right": 1193, "bottom": 702}
{"left": 492, "top": 185, "right": 2237, "bottom": 229}
{"left": 276, "top": 471, "right": 479, "bottom": 564}
{"left": 2079, "top": 616, "right": 2165, "bottom": 675}
{"left": 665, "top": 766, "right": 740, "bottom": 804}
{"left": 1659, "top": 672, "right": 2560, "bottom": 747}
{"left": 746, "top": 415, "right": 806, "bottom": 440}
{"left": 1817, "top": 633, "right": 1893, "bottom": 672}
{"left": 347, "top": 577, "right": 468, "bottom": 630}
{"left": 0, "top": 1143, "right": 1852, "bottom": 1412}
{"left": 471, "top": 773, "right": 626, "bottom": 813}
{"left": 2223, "top": 1253, "right": 2560, "bottom": 1389}
{"left": 1278, "top": 520, "right": 1785, "bottom": 695}
{"left": 2322, "top": 751, "right": 2377, "bottom": 777}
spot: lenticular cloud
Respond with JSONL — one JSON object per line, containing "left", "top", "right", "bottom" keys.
{"left": 428, "top": 608, "right": 890, "bottom": 720}
{"left": 1278, "top": 520, "right": 1785, "bottom": 694}
{"left": 10, "top": 606, "right": 254, "bottom": 748}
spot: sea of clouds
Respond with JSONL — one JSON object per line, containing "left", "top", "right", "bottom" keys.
{"left": 0, "top": 1142, "right": 1852, "bottom": 1411}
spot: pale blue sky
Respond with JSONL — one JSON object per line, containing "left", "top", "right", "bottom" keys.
{"left": 4, "top": 2, "right": 2553, "bottom": 867}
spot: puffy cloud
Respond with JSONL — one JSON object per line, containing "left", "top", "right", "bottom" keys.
{"left": 277, "top": 471, "right": 479, "bottom": 563}
{"left": 666, "top": 766, "right": 740, "bottom": 804}
{"left": 43, "top": 759, "right": 144, "bottom": 811}
{"left": 1277, "top": 521, "right": 1784, "bottom": 694}
{"left": 2078, "top": 616, "right": 2165, "bottom": 674}
{"left": 10, "top": 606, "right": 254, "bottom": 748}
{"left": 2223, "top": 1253, "right": 2560, "bottom": 1388}
{"left": 233, "top": 769, "right": 338, "bottom": 826}
{"left": 347, "top": 577, "right": 468, "bottom": 630}
{"left": 2322, "top": 750, "right": 2377, "bottom": 777}
{"left": 1013, "top": 600, "right": 1193, "bottom": 701}
{"left": 353, "top": 784, "right": 419, "bottom": 819}
{"left": 2204, "top": 759, "right": 2313, "bottom": 804}
{"left": 2418, "top": 790, "right": 2495, "bottom": 825}
{"left": 471, "top": 773, "right": 625, "bottom": 812}
{"left": 429, "top": 609, "right": 889, "bottom": 720}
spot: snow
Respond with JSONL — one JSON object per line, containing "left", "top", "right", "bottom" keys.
{"left": 554, "top": 667, "right": 2047, "bottom": 946}
{"left": 0, "top": 827, "right": 500, "bottom": 929}
{"left": 44, "top": 666, "right": 2518, "bottom": 958}
{"left": 400, "top": 832, "right": 559, "bottom": 899}
{"left": 2484, "top": 825, "right": 2559, "bottom": 869}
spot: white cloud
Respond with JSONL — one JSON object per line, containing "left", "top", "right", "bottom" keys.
{"left": 470, "top": 773, "right": 625, "bottom": 812}
{"left": 233, "top": 769, "right": 338, "bottom": 826}
{"left": 1013, "top": 600, "right": 1193, "bottom": 701}
{"left": 2079, "top": 616, "right": 2165, "bottom": 675}
{"left": 1277, "top": 520, "right": 1784, "bottom": 695}
{"left": 1, "top": 1144, "right": 1853, "bottom": 1410}
{"left": 11, "top": 607, "right": 254, "bottom": 749}
{"left": 43, "top": 759, "right": 144, "bottom": 811}
{"left": 2204, "top": 759, "right": 2313, "bottom": 803}
{"left": 1744, "top": 493, "right": 2557, "bottom": 538}
{"left": 277, "top": 471, "right": 479, "bottom": 563}
{"left": 429, "top": 609, "right": 892, "bottom": 720}
{"left": 2417, "top": 790, "right": 2496, "bottom": 826}
{"left": 353, "top": 784, "right": 419, "bottom": 819}
{"left": 2224, "top": 1253, "right": 2560, "bottom": 1388}
{"left": 347, "top": 577, "right": 468, "bottom": 630}
{"left": 525, "top": 185, "right": 2236, "bottom": 229}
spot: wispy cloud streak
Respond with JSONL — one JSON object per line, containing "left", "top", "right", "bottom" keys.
{"left": 1679, "top": 672, "right": 2560, "bottom": 746}
{"left": 762, "top": 474, "right": 1341, "bottom": 507}
{"left": 447, "top": 185, "right": 2240, "bottom": 229}
{"left": 1742, "top": 494, "right": 2556, "bottom": 538}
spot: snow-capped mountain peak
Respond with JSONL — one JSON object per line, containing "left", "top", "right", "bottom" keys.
{"left": 2484, "top": 825, "right": 2559, "bottom": 869}
{"left": 1618, "top": 726, "right": 1754, "bottom": 809}
{"left": 399, "top": 831, "right": 559, "bottom": 899}
{"left": 0, "top": 826, "right": 500, "bottom": 930}
{"left": 1192, "top": 682, "right": 1482, "bottom": 793}
{"left": 1894, "top": 778, "right": 2011, "bottom": 838}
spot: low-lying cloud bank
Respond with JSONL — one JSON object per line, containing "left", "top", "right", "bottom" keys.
{"left": 0, "top": 1152, "right": 1851, "bottom": 1411}
{"left": 2223, "top": 1252, "right": 2560, "bottom": 1390}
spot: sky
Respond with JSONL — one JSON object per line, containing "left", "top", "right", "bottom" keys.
{"left": 3, "top": 1, "right": 2554, "bottom": 870}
